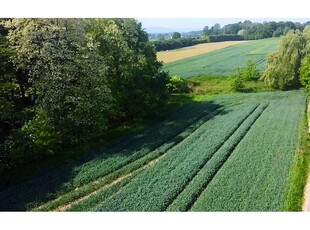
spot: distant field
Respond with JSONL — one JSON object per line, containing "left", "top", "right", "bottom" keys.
{"left": 163, "top": 38, "right": 280, "bottom": 79}
{"left": 0, "top": 90, "right": 305, "bottom": 211}
{"left": 157, "top": 41, "right": 248, "bottom": 63}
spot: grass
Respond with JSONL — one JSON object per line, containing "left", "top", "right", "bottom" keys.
{"left": 188, "top": 75, "right": 274, "bottom": 95}
{"left": 163, "top": 38, "right": 280, "bottom": 79}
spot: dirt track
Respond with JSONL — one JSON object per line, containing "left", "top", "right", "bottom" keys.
{"left": 156, "top": 40, "right": 249, "bottom": 63}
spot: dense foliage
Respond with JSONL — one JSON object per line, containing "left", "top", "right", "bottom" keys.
{"left": 0, "top": 18, "right": 168, "bottom": 173}
{"left": 231, "top": 59, "right": 261, "bottom": 92}
{"left": 204, "top": 20, "right": 310, "bottom": 39}
{"left": 262, "top": 26, "right": 310, "bottom": 90}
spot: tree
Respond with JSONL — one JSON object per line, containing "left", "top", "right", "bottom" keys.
{"left": 231, "top": 68, "right": 245, "bottom": 92}
{"left": 172, "top": 32, "right": 181, "bottom": 39}
{"left": 203, "top": 26, "right": 210, "bottom": 36}
{"left": 299, "top": 55, "right": 310, "bottom": 92}
{"left": 243, "top": 59, "right": 260, "bottom": 81}
{"left": 4, "top": 18, "right": 113, "bottom": 146}
{"left": 210, "top": 23, "right": 221, "bottom": 35}
{"left": 84, "top": 18, "right": 169, "bottom": 120}
{"left": 261, "top": 30, "right": 305, "bottom": 90}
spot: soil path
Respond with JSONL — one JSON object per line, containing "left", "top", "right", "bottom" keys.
{"left": 303, "top": 103, "right": 310, "bottom": 211}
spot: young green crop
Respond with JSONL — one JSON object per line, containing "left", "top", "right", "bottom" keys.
{"left": 0, "top": 101, "right": 220, "bottom": 211}
{"left": 191, "top": 93, "right": 306, "bottom": 211}
{"left": 163, "top": 38, "right": 280, "bottom": 79}
{"left": 0, "top": 90, "right": 305, "bottom": 211}
{"left": 167, "top": 103, "right": 269, "bottom": 211}
{"left": 91, "top": 103, "right": 259, "bottom": 211}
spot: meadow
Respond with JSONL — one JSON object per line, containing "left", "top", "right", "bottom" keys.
{"left": 0, "top": 90, "right": 306, "bottom": 211}
{"left": 163, "top": 38, "right": 280, "bottom": 79}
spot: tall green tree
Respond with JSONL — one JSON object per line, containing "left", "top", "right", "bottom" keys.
{"left": 261, "top": 30, "right": 305, "bottom": 89}
{"left": 3, "top": 18, "right": 113, "bottom": 146}
{"left": 172, "top": 32, "right": 181, "bottom": 39}
{"left": 85, "top": 18, "right": 169, "bottom": 120}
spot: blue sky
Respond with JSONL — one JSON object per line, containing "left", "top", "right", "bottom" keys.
{"left": 137, "top": 18, "right": 310, "bottom": 33}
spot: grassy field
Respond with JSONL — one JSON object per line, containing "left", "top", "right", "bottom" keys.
{"left": 163, "top": 38, "right": 280, "bottom": 79}
{"left": 188, "top": 75, "right": 273, "bottom": 95}
{"left": 0, "top": 90, "right": 306, "bottom": 211}
{"left": 157, "top": 41, "right": 248, "bottom": 63}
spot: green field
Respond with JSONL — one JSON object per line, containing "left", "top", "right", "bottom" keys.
{"left": 0, "top": 90, "right": 306, "bottom": 211}
{"left": 163, "top": 38, "right": 280, "bottom": 79}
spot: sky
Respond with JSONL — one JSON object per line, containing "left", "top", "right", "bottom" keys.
{"left": 137, "top": 18, "right": 310, "bottom": 33}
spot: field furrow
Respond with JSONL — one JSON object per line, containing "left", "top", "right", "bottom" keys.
{"left": 166, "top": 103, "right": 269, "bottom": 211}
{"left": 89, "top": 103, "right": 259, "bottom": 211}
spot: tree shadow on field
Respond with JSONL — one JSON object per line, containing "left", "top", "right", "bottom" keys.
{"left": 0, "top": 99, "right": 230, "bottom": 211}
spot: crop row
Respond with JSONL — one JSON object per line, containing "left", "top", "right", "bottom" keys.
{"left": 191, "top": 95, "right": 306, "bottom": 211}
{"left": 33, "top": 104, "right": 223, "bottom": 211}
{"left": 87, "top": 103, "right": 259, "bottom": 211}
{"left": 0, "top": 101, "right": 221, "bottom": 210}
{"left": 166, "top": 103, "right": 268, "bottom": 211}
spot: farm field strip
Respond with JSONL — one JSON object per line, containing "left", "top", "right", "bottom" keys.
{"left": 191, "top": 95, "right": 306, "bottom": 211}
{"left": 89, "top": 103, "right": 259, "bottom": 211}
{"left": 34, "top": 107, "right": 224, "bottom": 211}
{"left": 166, "top": 103, "right": 269, "bottom": 211}
{"left": 0, "top": 101, "right": 221, "bottom": 211}
{"left": 163, "top": 38, "right": 280, "bottom": 78}
{"left": 58, "top": 153, "right": 167, "bottom": 211}
{"left": 156, "top": 41, "right": 249, "bottom": 63}
{"left": 1, "top": 90, "right": 305, "bottom": 211}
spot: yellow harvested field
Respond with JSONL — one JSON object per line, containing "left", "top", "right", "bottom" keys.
{"left": 157, "top": 41, "right": 249, "bottom": 63}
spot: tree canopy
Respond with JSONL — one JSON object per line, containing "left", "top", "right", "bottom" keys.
{"left": 261, "top": 29, "right": 307, "bottom": 90}
{"left": 0, "top": 18, "right": 168, "bottom": 172}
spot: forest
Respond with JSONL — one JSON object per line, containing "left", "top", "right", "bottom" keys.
{"left": 0, "top": 18, "right": 169, "bottom": 174}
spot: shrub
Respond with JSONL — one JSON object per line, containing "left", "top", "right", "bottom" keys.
{"left": 166, "top": 75, "right": 191, "bottom": 93}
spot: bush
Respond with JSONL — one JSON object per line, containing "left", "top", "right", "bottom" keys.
{"left": 231, "top": 68, "right": 245, "bottom": 92}
{"left": 166, "top": 75, "right": 191, "bottom": 93}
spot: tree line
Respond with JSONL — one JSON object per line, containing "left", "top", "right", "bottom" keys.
{"left": 204, "top": 20, "right": 310, "bottom": 39}
{"left": 152, "top": 20, "right": 310, "bottom": 52}
{"left": 0, "top": 18, "right": 169, "bottom": 173}
{"left": 153, "top": 35, "right": 243, "bottom": 51}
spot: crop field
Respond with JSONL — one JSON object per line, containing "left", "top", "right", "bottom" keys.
{"left": 163, "top": 38, "right": 280, "bottom": 79}
{"left": 0, "top": 90, "right": 306, "bottom": 211}
{"left": 156, "top": 41, "right": 248, "bottom": 63}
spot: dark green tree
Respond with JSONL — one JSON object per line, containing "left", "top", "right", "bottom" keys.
{"left": 172, "top": 32, "right": 181, "bottom": 39}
